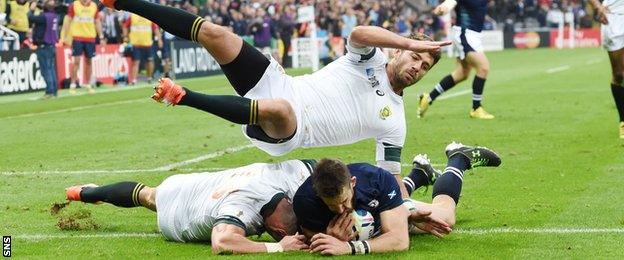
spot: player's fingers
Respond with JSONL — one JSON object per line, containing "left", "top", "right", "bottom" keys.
{"left": 310, "top": 243, "right": 329, "bottom": 253}
{"left": 309, "top": 237, "right": 327, "bottom": 249}
{"left": 321, "top": 248, "right": 336, "bottom": 256}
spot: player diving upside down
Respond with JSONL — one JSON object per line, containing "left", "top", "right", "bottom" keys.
{"left": 96, "top": 0, "right": 451, "bottom": 198}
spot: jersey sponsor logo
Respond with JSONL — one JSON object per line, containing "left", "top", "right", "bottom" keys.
{"left": 379, "top": 106, "right": 392, "bottom": 120}
{"left": 365, "top": 68, "right": 380, "bottom": 88}
{"left": 367, "top": 199, "right": 379, "bottom": 208}
{"left": 388, "top": 190, "right": 397, "bottom": 200}
{"left": 376, "top": 89, "right": 385, "bottom": 96}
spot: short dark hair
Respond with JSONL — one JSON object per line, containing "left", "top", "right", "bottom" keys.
{"left": 312, "top": 158, "right": 351, "bottom": 198}
{"left": 407, "top": 32, "right": 441, "bottom": 65}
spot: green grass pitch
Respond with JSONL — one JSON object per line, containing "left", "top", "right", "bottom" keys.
{"left": 1, "top": 47, "right": 623, "bottom": 258}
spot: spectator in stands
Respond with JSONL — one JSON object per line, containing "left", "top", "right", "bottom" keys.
{"left": 62, "top": 0, "right": 105, "bottom": 94}
{"left": 123, "top": 13, "right": 162, "bottom": 84}
{"left": 102, "top": 8, "right": 122, "bottom": 44}
{"left": 28, "top": 0, "right": 59, "bottom": 98}
{"left": 274, "top": 5, "right": 295, "bottom": 67}
{"left": 250, "top": 8, "right": 273, "bottom": 51}
{"left": 5, "top": 0, "right": 30, "bottom": 46}
{"left": 341, "top": 8, "right": 357, "bottom": 38}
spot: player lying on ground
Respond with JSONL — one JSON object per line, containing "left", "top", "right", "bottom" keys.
{"left": 65, "top": 160, "right": 315, "bottom": 254}
{"left": 292, "top": 142, "right": 501, "bottom": 255}
{"left": 588, "top": 0, "right": 624, "bottom": 139}
{"left": 98, "top": 0, "right": 451, "bottom": 198}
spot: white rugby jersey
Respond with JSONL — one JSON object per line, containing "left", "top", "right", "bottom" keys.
{"left": 291, "top": 42, "right": 406, "bottom": 173}
{"left": 156, "top": 160, "right": 313, "bottom": 242}
{"left": 604, "top": 0, "right": 624, "bottom": 14}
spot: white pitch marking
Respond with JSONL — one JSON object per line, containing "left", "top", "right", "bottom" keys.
{"left": 16, "top": 228, "right": 624, "bottom": 241}
{"left": 437, "top": 89, "right": 472, "bottom": 101}
{"left": 585, "top": 59, "right": 602, "bottom": 65}
{"left": 454, "top": 227, "right": 624, "bottom": 235}
{"left": 2, "top": 144, "right": 254, "bottom": 176}
{"left": 546, "top": 65, "right": 571, "bottom": 74}
{"left": 401, "top": 163, "right": 445, "bottom": 167}
{"left": 154, "top": 144, "right": 255, "bottom": 171}
{"left": 18, "top": 233, "right": 161, "bottom": 241}
{"left": 1, "top": 99, "right": 147, "bottom": 120}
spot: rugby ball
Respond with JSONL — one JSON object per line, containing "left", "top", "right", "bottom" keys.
{"left": 351, "top": 209, "right": 376, "bottom": 241}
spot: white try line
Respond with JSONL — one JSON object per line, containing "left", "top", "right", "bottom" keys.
{"left": 546, "top": 65, "right": 571, "bottom": 74}
{"left": 454, "top": 227, "right": 624, "bottom": 235}
{"left": 15, "top": 228, "right": 624, "bottom": 241}
{"left": 585, "top": 58, "right": 603, "bottom": 65}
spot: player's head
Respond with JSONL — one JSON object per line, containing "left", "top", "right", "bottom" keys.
{"left": 312, "top": 158, "right": 356, "bottom": 214}
{"left": 388, "top": 33, "right": 441, "bottom": 89}
{"left": 262, "top": 196, "right": 298, "bottom": 241}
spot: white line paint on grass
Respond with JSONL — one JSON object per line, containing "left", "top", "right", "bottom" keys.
{"left": 154, "top": 144, "right": 255, "bottom": 171}
{"left": 17, "top": 228, "right": 624, "bottom": 241}
{"left": 585, "top": 59, "right": 602, "bottom": 65}
{"left": 1, "top": 99, "right": 147, "bottom": 120}
{"left": 454, "top": 227, "right": 624, "bottom": 235}
{"left": 2, "top": 145, "right": 253, "bottom": 176}
{"left": 437, "top": 89, "right": 472, "bottom": 100}
{"left": 546, "top": 65, "right": 571, "bottom": 74}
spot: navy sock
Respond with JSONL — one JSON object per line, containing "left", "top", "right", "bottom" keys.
{"left": 611, "top": 84, "right": 624, "bottom": 122}
{"left": 429, "top": 75, "right": 456, "bottom": 102}
{"left": 431, "top": 155, "right": 470, "bottom": 204}
{"left": 402, "top": 168, "right": 429, "bottom": 196}
{"left": 179, "top": 88, "right": 259, "bottom": 125}
{"left": 115, "top": 0, "right": 204, "bottom": 42}
{"left": 80, "top": 182, "right": 145, "bottom": 208}
{"left": 472, "top": 76, "right": 486, "bottom": 109}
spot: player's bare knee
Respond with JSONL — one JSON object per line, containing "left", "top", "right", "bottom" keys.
{"left": 476, "top": 66, "right": 489, "bottom": 77}
{"left": 198, "top": 22, "right": 227, "bottom": 41}
{"left": 139, "top": 187, "right": 157, "bottom": 211}
{"left": 259, "top": 99, "right": 294, "bottom": 123}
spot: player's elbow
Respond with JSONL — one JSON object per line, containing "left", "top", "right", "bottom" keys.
{"left": 211, "top": 233, "right": 235, "bottom": 254}
{"left": 349, "top": 26, "right": 367, "bottom": 44}
{"left": 394, "top": 235, "right": 410, "bottom": 251}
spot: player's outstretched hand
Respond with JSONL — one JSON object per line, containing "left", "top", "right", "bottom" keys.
{"left": 309, "top": 233, "right": 350, "bottom": 256}
{"left": 279, "top": 232, "right": 309, "bottom": 251}
{"left": 325, "top": 212, "right": 355, "bottom": 241}
{"left": 407, "top": 40, "right": 452, "bottom": 53}
{"left": 408, "top": 208, "right": 452, "bottom": 238}
{"left": 596, "top": 6, "right": 610, "bottom": 25}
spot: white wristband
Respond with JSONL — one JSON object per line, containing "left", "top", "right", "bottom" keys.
{"left": 403, "top": 198, "right": 417, "bottom": 213}
{"left": 264, "top": 242, "right": 283, "bottom": 253}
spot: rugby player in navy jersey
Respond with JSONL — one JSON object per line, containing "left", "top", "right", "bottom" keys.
{"left": 292, "top": 142, "right": 501, "bottom": 255}
{"left": 418, "top": 0, "right": 496, "bottom": 119}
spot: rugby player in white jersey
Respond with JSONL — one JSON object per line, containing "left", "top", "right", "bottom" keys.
{"left": 65, "top": 160, "right": 315, "bottom": 254}
{"left": 589, "top": 0, "right": 624, "bottom": 138}
{"left": 96, "top": 0, "right": 450, "bottom": 199}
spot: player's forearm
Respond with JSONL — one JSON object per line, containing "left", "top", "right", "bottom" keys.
{"left": 95, "top": 20, "right": 104, "bottom": 38}
{"left": 364, "top": 229, "right": 409, "bottom": 253}
{"left": 349, "top": 26, "right": 413, "bottom": 50}
{"left": 211, "top": 233, "right": 269, "bottom": 254}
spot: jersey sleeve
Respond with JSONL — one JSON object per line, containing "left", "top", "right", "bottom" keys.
{"left": 375, "top": 125, "right": 406, "bottom": 175}
{"left": 216, "top": 200, "right": 258, "bottom": 235}
{"left": 344, "top": 37, "right": 387, "bottom": 66}
{"left": 374, "top": 168, "right": 403, "bottom": 212}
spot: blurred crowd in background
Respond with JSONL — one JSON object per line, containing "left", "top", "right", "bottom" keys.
{"left": 0, "top": 0, "right": 604, "bottom": 97}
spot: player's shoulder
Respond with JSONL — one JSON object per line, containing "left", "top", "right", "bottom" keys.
{"left": 348, "top": 163, "right": 394, "bottom": 182}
